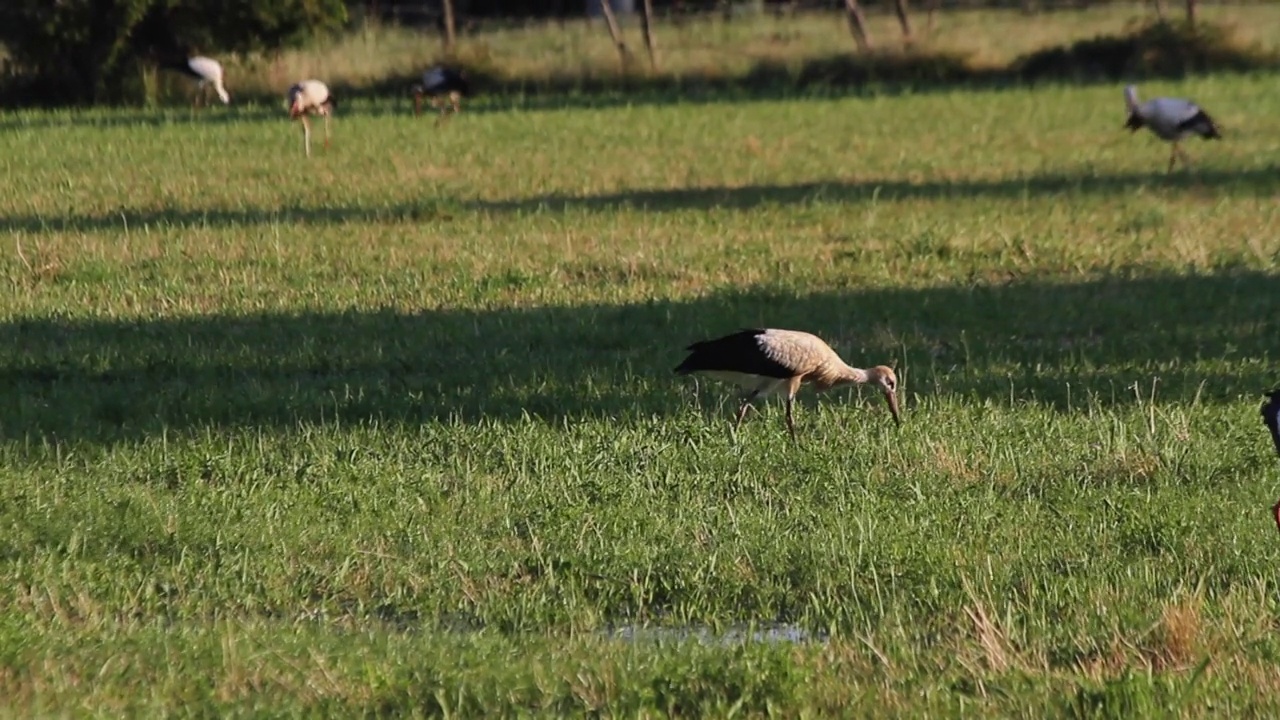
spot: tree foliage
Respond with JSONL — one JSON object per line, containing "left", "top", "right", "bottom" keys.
{"left": 0, "top": 0, "right": 348, "bottom": 104}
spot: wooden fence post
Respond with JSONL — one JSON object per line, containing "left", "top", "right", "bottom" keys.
{"left": 640, "top": 0, "right": 658, "bottom": 70}
{"left": 892, "top": 0, "right": 913, "bottom": 45}
{"left": 843, "top": 0, "right": 873, "bottom": 51}
{"left": 442, "top": 0, "right": 457, "bottom": 53}
{"left": 597, "top": 0, "right": 633, "bottom": 68}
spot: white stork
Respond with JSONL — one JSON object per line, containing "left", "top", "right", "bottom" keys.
{"left": 168, "top": 56, "right": 230, "bottom": 109}
{"left": 1123, "top": 84, "right": 1221, "bottom": 172}
{"left": 1262, "top": 389, "right": 1280, "bottom": 533}
{"left": 286, "top": 80, "right": 336, "bottom": 157}
{"left": 412, "top": 66, "right": 470, "bottom": 123}
{"left": 674, "top": 328, "right": 901, "bottom": 442}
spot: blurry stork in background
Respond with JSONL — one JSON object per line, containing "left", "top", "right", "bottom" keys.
{"left": 1261, "top": 389, "right": 1280, "bottom": 533}
{"left": 287, "top": 80, "right": 336, "bottom": 157}
{"left": 166, "top": 55, "right": 230, "bottom": 109}
{"left": 412, "top": 66, "right": 470, "bottom": 123}
{"left": 1123, "top": 84, "right": 1221, "bottom": 172}
{"left": 674, "top": 328, "right": 901, "bottom": 443}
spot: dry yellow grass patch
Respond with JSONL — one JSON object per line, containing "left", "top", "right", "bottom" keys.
{"left": 927, "top": 440, "right": 988, "bottom": 485}
{"left": 1148, "top": 599, "right": 1205, "bottom": 672}
{"left": 1091, "top": 447, "right": 1164, "bottom": 485}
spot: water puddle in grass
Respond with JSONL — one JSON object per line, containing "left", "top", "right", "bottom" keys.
{"left": 607, "top": 623, "right": 824, "bottom": 646}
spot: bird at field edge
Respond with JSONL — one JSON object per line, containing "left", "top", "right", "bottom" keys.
{"left": 674, "top": 328, "right": 901, "bottom": 443}
{"left": 412, "top": 66, "right": 470, "bottom": 123}
{"left": 1261, "top": 389, "right": 1280, "bottom": 534}
{"left": 1123, "top": 84, "right": 1221, "bottom": 173}
{"left": 162, "top": 55, "right": 230, "bottom": 109}
{"left": 287, "top": 80, "right": 336, "bottom": 157}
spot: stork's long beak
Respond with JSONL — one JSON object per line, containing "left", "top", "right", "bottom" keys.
{"left": 884, "top": 391, "right": 902, "bottom": 427}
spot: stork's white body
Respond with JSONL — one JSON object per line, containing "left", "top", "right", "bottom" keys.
{"left": 674, "top": 328, "right": 901, "bottom": 441}
{"left": 423, "top": 67, "right": 450, "bottom": 91}
{"left": 1123, "top": 85, "right": 1221, "bottom": 172}
{"left": 287, "top": 80, "right": 334, "bottom": 157}
{"left": 1134, "top": 97, "right": 1208, "bottom": 141}
{"left": 174, "top": 55, "right": 230, "bottom": 108}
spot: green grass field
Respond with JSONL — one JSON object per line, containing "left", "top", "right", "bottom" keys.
{"left": 2, "top": 70, "right": 1280, "bottom": 716}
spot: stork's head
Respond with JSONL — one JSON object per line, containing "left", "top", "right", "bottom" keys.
{"left": 286, "top": 85, "right": 303, "bottom": 118}
{"left": 866, "top": 365, "right": 902, "bottom": 426}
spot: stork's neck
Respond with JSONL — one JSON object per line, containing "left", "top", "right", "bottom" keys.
{"left": 1124, "top": 85, "right": 1140, "bottom": 114}
{"left": 808, "top": 362, "right": 869, "bottom": 391}
{"left": 835, "top": 364, "right": 869, "bottom": 386}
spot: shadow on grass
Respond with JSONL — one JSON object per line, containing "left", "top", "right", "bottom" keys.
{"left": 3, "top": 166, "right": 1277, "bottom": 235}
{"left": 1, "top": 271, "right": 1275, "bottom": 444}
{"left": 0, "top": 200, "right": 455, "bottom": 234}
{"left": 0, "top": 102, "right": 415, "bottom": 132}
{"left": 0, "top": 76, "right": 953, "bottom": 132}
{"left": 0, "top": 63, "right": 965, "bottom": 132}
{"left": 466, "top": 166, "right": 1280, "bottom": 214}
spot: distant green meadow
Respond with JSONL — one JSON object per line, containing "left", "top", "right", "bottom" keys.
{"left": 1, "top": 73, "right": 1279, "bottom": 715}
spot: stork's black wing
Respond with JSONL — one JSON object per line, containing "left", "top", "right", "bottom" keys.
{"left": 156, "top": 56, "right": 201, "bottom": 80}
{"left": 447, "top": 71, "right": 471, "bottom": 96}
{"left": 1176, "top": 109, "right": 1221, "bottom": 139}
{"left": 1262, "top": 389, "right": 1280, "bottom": 459}
{"left": 674, "top": 329, "right": 793, "bottom": 378}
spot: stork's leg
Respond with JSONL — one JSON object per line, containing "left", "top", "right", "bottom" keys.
{"left": 323, "top": 114, "right": 331, "bottom": 149}
{"left": 733, "top": 398, "right": 755, "bottom": 431}
{"left": 782, "top": 377, "right": 806, "bottom": 443}
{"left": 302, "top": 117, "right": 312, "bottom": 157}
{"left": 784, "top": 395, "right": 798, "bottom": 444}
{"left": 1176, "top": 144, "right": 1193, "bottom": 169}
{"left": 1167, "top": 142, "right": 1179, "bottom": 173}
